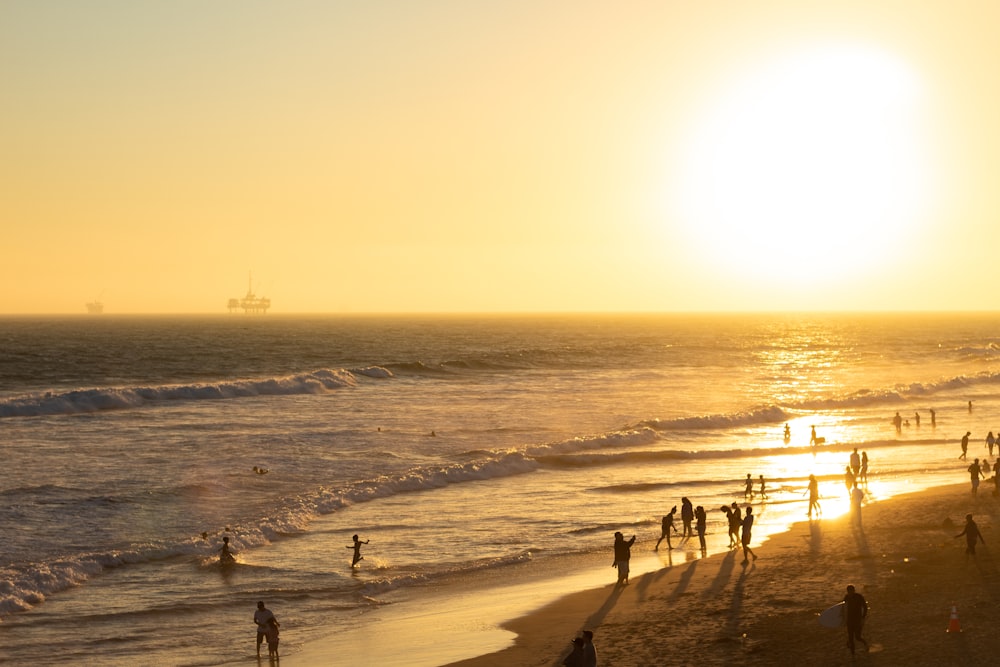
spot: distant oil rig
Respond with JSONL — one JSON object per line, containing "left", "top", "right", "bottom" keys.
{"left": 228, "top": 274, "right": 271, "bottom": 314}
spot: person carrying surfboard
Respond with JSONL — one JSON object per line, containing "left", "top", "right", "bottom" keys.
{"left": 842, "top": 585, "right": 869, "bottom": 655}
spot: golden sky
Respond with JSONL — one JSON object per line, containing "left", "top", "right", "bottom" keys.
{"left": 2, "top": 1, "right": 997, "bottom": 314}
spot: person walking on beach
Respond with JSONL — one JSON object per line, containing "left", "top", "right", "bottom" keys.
{"left": 253, "top": 601, "right": 276, "bottom": 658}
{"left": 987, "top": 431, "right": 996, "bottom": 457}
{"left": 784, "top": 423, "right": 791, "bottom": 441}
{"left": 860, "top": 451, "right": 869, "bottom": 484}
{"left": 968, "top": 459, "right": 984, "bottom": 495}
{"left": 694, "top": 505, "right": 707, "bottom": 553}
{"left": 955, "top": 513, "right": 986, "bottom": 561}
{"left": 655, "top": 506, "right": 679, "bottom": 551}
{"left": 741, "top": 506, "right": 757, "bottom": 564}
{"left": 842, "top": 584, "right": 869, "bottom": 655}
{"left": 347, "top": 534, "right": 369, "bottom": 567}
{"left": 729, "top": 502, "right": 743, "bottom": 548}
{"left": 681, "top": 497, "right": 694, "bottom": 538}
{"left": 758, "top": 475, "right": 767, "bottom": 500}
{"left": 721, "top": 505, "right": 736, "bottom": 547}
{"left": 744, "top": 474, "right": 754, "bottom": 499}
{"left": 844, "top": 466, "right": 855, "bottom": 495}
{"left": 960, "top": 432, "right": 971, "bottom": 459}
{"left": 581, "top": 630, "right": 597, "bottom": 667}
{"left": 612, "top": 531, "right": 636, "bottom": 584}
{"left": 807, "top": 474, "right": 821, "bottom": 518}
{"left": 810, "top": 425, "right": 819, "bottom": 446}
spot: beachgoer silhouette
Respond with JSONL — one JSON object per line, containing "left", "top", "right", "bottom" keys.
{"left": 969, "top": 401, "right": 973, "bottom": 413}
{"left": 892, "top": 412, "right": 903, "bottom": 433}
{"left": 914, "top": 411, "right": 920, "bottom": 427}
{"left": 219, "top": 536, "right": 235, "bottom": 564}
{"left": 253, "top": 601, "right": 276, "bottom": 658}
{"left": 807, "top": 474, "right": 821, "bottom": 518}
{"left": 681, "top": 497, "right": 694, "bottom": 538}
{"left": 783, "top": 423, "right": 791, "bottom": 441}
{"left": 264, "top": 616, "right": 280, "bottom": 658}
{"left": 929, "top": 408, "right": 936, "bottom": 426}
{"left": 960, "top": 432, "right": 971, "bottom": 460}
{"left": 860, "top": 451, "right": 869, "bottom": 484}
{"left": 842, "top": 585, "right": 869, "bottom": 655}
{"left": 694, "top": 505, "right": 707, "bottom": 553}
{"left": 655, "top": 506, "right": 679, "bottom": 551}
{"left": 844, "top": 466, "right": 855, "bottom": 495}
{"left": 955, "top": 514, "right": 986, "bottom": 562}
{"left": 562, "top": 637, "right": 585, "bottom": 667}
{"left": 581, "top": 630, "right": 597, "bottom": 667}
{"left": 987, "top": 431, "right": 996, "bottom": 457}
{"left": 810, "top": 426, "right": 818, "bottom": 446}
{"left": 744, "top": 474, "right": 754, "bottom": 499}
{"left": 850, "top": 483, "right": 864, "bottom": 526}
{"left": 347, "top": 534, "right": 369, "bottom": 567}
{"left": 850, "top": 448, "right": 861, "bottom": 478}
{"left": 612, "top": 531, "right": 636, "bottom": 584}
{"left": 758, "top": 475, "right": 767, "bottom": 500}
{"left": 968, "top": 458, "right": 984, "bottom": 495}
{"left": 730, "top": 502, "right": 743, "bottom": 547}
{"left": 740, "top": 506, "right": 757, "bottom": 563}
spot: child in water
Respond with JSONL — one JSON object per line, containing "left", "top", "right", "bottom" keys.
{"left": 265, "top": 616, "right": 280, "bottom": 657}
{"left": 347, "top": 534, "right": 369, "bottom": 567}
{"left": 219, "top": 536, "right": 235, "bottom": 564}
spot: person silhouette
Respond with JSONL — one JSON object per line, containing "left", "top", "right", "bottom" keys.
{"left": 783, "top": 423, "right": 791, "bottom": 441}
{"left": 219, "top": 536, "right": 235, "bottom": 564}
{"left": 987, "top": 431, "right": 996, "bottom": 457}
{"left": 850, "top": 448, "right": 861, "bottom": 477}
{"left": 860, "top": 451, "right": 869, "bottom": 484}
{"left": 680, "top": 497, "right": 694, "bottom": 538}
{"left": 347, "top": 534, "right": 369, "bottom": 567}
{"left": 694, "top": 505, "right": 707, "bottom": 553}
{"left": 563, "top": 636, "right": 585, "bottom": 667}
{"left": 655, "top": 506, "right": 679, "bottom": 551}
{"left": 955, "top": 513, "right": 986, "bottom": 561}
{"left": 581, "top": 630, "right": 597, "bottom": 667}
{"left": 740, "top": 506, "right": 757, "bottom": 563}
{"left": 913, "top": 411, "right": 920, "bottom": 427}
{"left": 744, "top": 474, "right": 754, "bottom": 499}
{"left": 807, "top": 474, "right": 821, "bottom": 518}
{"left": 810, "top": 426, "right": 819, "bottom": 446}
{"left": 729, "top": 502, "right": 743, "bottom": 547}
{"left": 968, "top": 458, "right": 984, "bottom": 495}
{"left": 612, "top": 531, "right": 636, "bottom": 584}
{"left": 892, "top": 412, "right": 903, "bottom": 433}
{"left": 960, "top": 432, "right": 971, "bottom": 460}
{"left": 929, "top": 408, "right": 936, "bottom": 426}
{"left": 253, "top": 601, "right": 276, "bottom": 658}
{"left": 758, "top": 475, "right": 767, "bottom": 499}
{"left": 842, "top": 585, "right": 869, "bottom": 655}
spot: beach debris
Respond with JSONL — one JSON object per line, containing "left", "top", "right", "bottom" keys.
{"left": 946, "top": 604, "right": 962, "bottom": 633}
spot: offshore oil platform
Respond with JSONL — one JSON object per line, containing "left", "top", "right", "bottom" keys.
{"left": 228, "top": 274, "right": 271, "bottom": 314}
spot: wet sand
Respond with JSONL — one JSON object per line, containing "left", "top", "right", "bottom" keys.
{"left": 290, "top": 481, "right": 1000, "bottom": 666}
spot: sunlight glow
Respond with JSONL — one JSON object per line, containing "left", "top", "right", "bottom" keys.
{"left": 672, "top": 44, "right": 934, "bottom": 288}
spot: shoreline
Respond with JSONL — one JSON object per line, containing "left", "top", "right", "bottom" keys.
{"left": 288, "top": 480, "right": 1000, "bottom": 666}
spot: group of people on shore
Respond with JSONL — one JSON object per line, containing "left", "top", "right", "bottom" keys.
{"left": 649, "top": 494, "right": 758, "bottom": 566}
{"left": 562, "top": 629, "right": 598, "bottom": 666}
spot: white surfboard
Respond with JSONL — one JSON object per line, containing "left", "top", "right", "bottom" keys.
{"left": 818, "top": 601, "right": 844, "bottom": 628}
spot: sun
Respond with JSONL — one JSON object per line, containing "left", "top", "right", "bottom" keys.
{"left": 669, "top": 44, "right": 934, "bottom": 288}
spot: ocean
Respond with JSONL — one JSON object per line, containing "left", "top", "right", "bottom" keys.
{"left": 1, "top": 313, "right": 998, "bottom": 666}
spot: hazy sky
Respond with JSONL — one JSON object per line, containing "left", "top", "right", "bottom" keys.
{"left": 3, "top": 1, "right": 999, "bottom": 314}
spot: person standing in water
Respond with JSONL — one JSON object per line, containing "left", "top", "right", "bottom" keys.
{"left": 253, "top": 601, "right": 276, "bottom": 658}
{"left": 987, "top": 431, "right": 996, "bottom": 457}
{"left": 960, "top": 432, "right": 971, "bottom": 460}
{"left": 347, "top": 534, "right": 369, "bottom": 567}
{"left": 219, "top": 536, "right": 235, "bottom": 564}
{"left": 744, "top": 474, "right": 754, "bottom": 500}
{"left": 694, "top": 505, "right": 707, "bottom": 554}
{"left": 655, "top": 506, "right": 679, "bottom": 551}
{"left": 860, "top": 451, "right": 869, "bottom": 484}
{"left": 758, "top": 475, "right": 767, "bottom": 500}
{"left": 850, "top": 448, "right": 861, "bottom": 478}
{"left": 680, "top": 497, "right": 694, "bottom": 538}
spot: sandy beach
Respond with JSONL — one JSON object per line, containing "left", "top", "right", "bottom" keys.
{"left": 292, "top": 480, "right": 1000, "bottom": 666}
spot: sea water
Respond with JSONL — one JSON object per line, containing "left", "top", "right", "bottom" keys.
{"left": 1, "top": 313, "right": 998, "bottom": 665}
